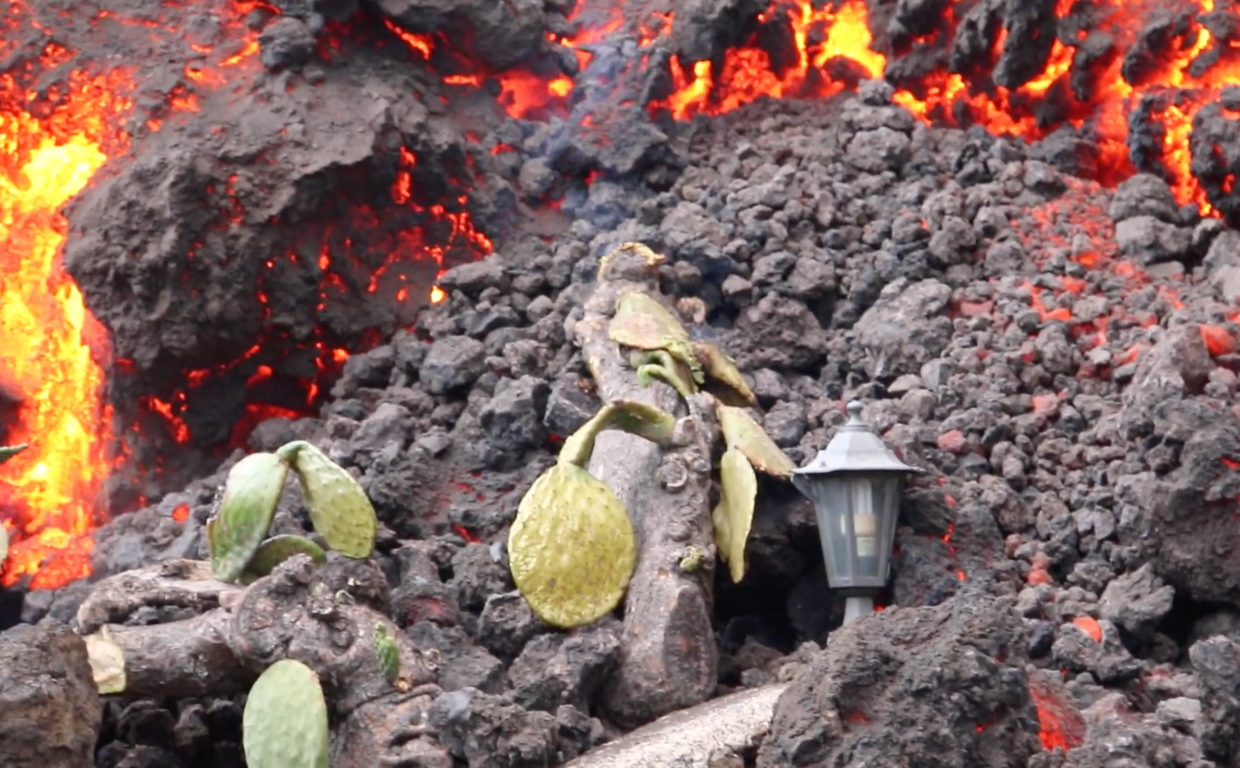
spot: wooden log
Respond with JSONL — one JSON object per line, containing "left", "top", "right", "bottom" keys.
{"left": 562, "top": 683, "right": 788, "bottom": 768}
{"left": 87, "top": 610, "right": 253, "bottom": 698}
{"left": 574, "top": 246, "right": 720, "bottom": 728}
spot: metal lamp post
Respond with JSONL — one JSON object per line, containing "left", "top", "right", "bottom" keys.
{"left": 791, "top": 401, "right": 924, "bottom": 624}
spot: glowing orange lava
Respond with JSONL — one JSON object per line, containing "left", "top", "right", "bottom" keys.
{"left": 0, "top": 52, "right": 133, "bottom": 588}
{"left": 655, "top": 0, "right": 884, "bottom": 119}
{"left": 1027, "top": 675, "right": 1086, "bottom": 752}
{"left": 647, "top": 0, "right": 1240, "bottom": 214}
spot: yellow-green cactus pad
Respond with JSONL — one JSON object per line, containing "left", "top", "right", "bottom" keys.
{"left": 609, "top": 291, "right": 704, "bottom": 383}
{"left": 717, "top": 406, "right": 797, "bottom": 478}
{"left": 630, "top": 349, "right": 698, "bottom": 401}
{"left": 242, "top": 659, "right": 329, "bottom": 768}
{"left": 374, "top": 623, "right": 401, "bottom": 685}
{"left": 713, "top": 448, "right": 758, "bottom": 583}
{"left": 209, "top": 452, "right": 290, "bottom": 582}
{"left": 280, "top": 441, "right": 377, "bottom": 559}
{"left": 508, "top": 463, "right": 637, "bottom": 629}
{"left": 693, "top": 341, "right": 757, "bottom": 407}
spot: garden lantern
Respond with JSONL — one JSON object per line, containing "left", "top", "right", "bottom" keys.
{"left": 791, "top": 401, "right": 923, "bottom": 624}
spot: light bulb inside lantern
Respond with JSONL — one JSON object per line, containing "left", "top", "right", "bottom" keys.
{"left": 850, "top": 478, "right": 878, "bottom": 559}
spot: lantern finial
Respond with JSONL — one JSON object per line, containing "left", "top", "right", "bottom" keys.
{"left": 845, "top": 400, "right": 864, "bottom": 425}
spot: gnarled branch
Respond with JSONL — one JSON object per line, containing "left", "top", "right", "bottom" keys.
{"left": 76, "top": 555, "right": 449, "bottom": 767}
{"left": 574, "top": 247, "right": 720, "bottom": 728}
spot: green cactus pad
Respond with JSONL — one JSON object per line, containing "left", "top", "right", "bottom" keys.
{"left": 0, "top": 524, "right": 7, "bottom": 564}
{"left": 209, "top": 452, "right": 290, "bottom": 582}
{"left": 281, "top": 441, "right": 377, "bottom": 559}
{"left": 713, "top": 447, "right": 758, "bottom": 583}
{"left": 717, "top": 406, "right": 797, "bottom": 478}
{"left": 508, "top": 463, "right": 637, "bottom": 629}
{"left": 609, "top": 291, "right": 704, "bottom": 384}
{"left": 373, "top": 623, "right": 401, "bottom": 685}
{"left": 692, "top": 341, "right": 757, "bottom": 407}
{"left": 559, "top": 400, "right": 678, "bottom": 467}
{"left": 630, "top": 350, "right": 698, "bottom": 401}
{"left": 0, "top": 444, "right": 27, "bottom": 466}
{"left": 242, "top": 659, "right": 330, "bottom": 768}
{"left": 608, "top": 399, "right": 678, "bottom": 447}
{"left": 238, "top": 535, "right": 328, "bottom": 585}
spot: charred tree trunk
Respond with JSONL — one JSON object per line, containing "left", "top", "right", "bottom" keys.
{"left": 574, "top": 248, "right": 720, "bottom": 728}
{"left": 76, "top": 557, "right": 451, "bottom": 768}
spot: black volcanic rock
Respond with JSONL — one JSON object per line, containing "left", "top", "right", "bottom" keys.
{"left": 1114, "top": 327, "right": 1240, "bottom": 608}
{"left": 259, "top": 16, "right": 317, "bottom": 71}
{"left": 61, "top": 64, "right": 512, "bottom": 499}
{"left": 0, "top": 620, "right": 102, "bottom": 768}
{"left": 889, "top": 0, "right": 951, "bottom": 39}
{"left": 993, "top": 0, "right": 1058, "bottom": 90}
{"left": 1191, "top": 94, "right": 1240, "bottom": 227}
{"left": 949, "top": 0, "right": 1004, "bottom": 80}
{"left": 756, "top": 595, "right": 1041, "bottom": 768}
{"left": 375, "top": 0, "right": 549, "bottom": 71}
{"left": 669, "top": 0, "right": 768, "bottom": 64}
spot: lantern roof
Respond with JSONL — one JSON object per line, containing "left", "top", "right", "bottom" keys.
{"left": 792, "top": 401, "right": 924, "bottom": 478}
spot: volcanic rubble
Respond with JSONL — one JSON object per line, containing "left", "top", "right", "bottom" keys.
{"left": 7, "top": 1, "right": 1240, "bottom": 767}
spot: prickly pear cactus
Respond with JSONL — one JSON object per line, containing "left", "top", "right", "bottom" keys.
{"left": 631, "top": 349, "right": 698, "bottom": 401}
{"left": 0, "top": 444, "right": 27, "bottom": 465}
{"left": 507, "top": 462, "right": 637, "bottom": 628}
{"left": 278, "top": 440, "right": 377, "bottom": 559}
{"left": 0, "top": 523, "right": 7, "bottom": 565}
{"left": 373, "top": 623, "right": 400, "bottom": 685}
{"left": 609, "top": 291, "right": 704, "bottom": 384}
{"left": 717, "top": 406, "right": 796, "bottom": 478}
{"left": 692, "top": 341, "right": 757, "bottom": 407}
{"left": 559, "top": 400, "right": 678, "bottom": 466}
{"left": 713, "top": 447, "right": 758, "bottom": 583}
{"left": 208, "top": 452, "right": 290, "bottom": 582}
{"left": 242, "top": 659, "right": 329, "bottom": 768}
{"left": 238, "top": 535, "right": 328, "bottom": 585}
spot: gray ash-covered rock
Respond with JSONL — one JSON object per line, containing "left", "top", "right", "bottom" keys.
{"left": 756, "top": 595, "right": 1042, "bottom": 768}
{"left": 0, "top": 620, "right": 103, "bottom": 768}
{"left": 1191, "top": 635, "right": 1240, "bottom": 765}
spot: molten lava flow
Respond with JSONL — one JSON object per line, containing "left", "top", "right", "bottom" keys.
{"left": 0, "top": 62, "right": 134, "bottom": 589}
{"left": 1027, "top": 675, "right": 1086, "bottom": 752}
{"left": 656, "top": 0, "right": 884, "bottom": 120}
{"left": 643, "top": 0, "right": 1240, "bottom": 214}
{"left": 386, "top": 6, "right": 634, "bottom": 120}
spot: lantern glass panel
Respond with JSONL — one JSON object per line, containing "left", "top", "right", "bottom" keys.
{"left": 811, "top": 472, "right": 903, "bottom": 589}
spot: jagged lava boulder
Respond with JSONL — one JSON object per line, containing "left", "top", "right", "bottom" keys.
{"left": 757, "top": 594, "right": 1042, "bottom": 768}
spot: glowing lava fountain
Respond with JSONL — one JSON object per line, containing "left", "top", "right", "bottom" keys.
{"left": 0, "top": 63, "right": 133, "bottom": 590}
